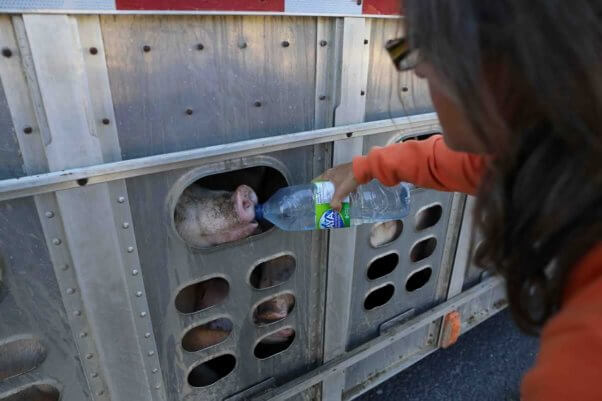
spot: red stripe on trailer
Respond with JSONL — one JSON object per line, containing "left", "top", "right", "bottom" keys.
{"left": 363, "top": 0, "right": 403, "bottom": 15}
{"left": 116, "top": 0, "right": 284, "bottom": 11}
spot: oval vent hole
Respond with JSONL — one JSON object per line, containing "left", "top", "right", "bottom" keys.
{"left": 364, "top": 284, "right": 395, "bottom": 310}
{"left": 0, "top": 384, "right": 59, "bottom": 401}
{"left": 174, "top": 166, "right": 288, "bottom": 249}
{"left": 175, "top": 277, "right": 229, "bottom": 314}
{"left": 0, "top": 337, "right": 46, "bottom": 381}
{"left": 367, "top": 253, "right": 399, "bottom": 280}
{"left": 254, "top": 328, "right": 296, "bottom": 359}
{"left": 253, "top": 294, "right": 295, "bottom": 326}
{"left": 406, "top": 267, "right": 433, "bottom": 292}
{"left": 188, "top": 354, "right": 236, "bottom": 387}
{"left": 410, "top": 237, "right": 437, "bottom": 262}
{"left": 250, "top": 255, "right": 296, "bottom": 289}
{"left": 181, "top": 318, "right": 232, "bottom": 352}
{"left": 415, "top": 204, "right": 442, "bottom": 231}
{"left": 369, "top": 221, "right": 403, "bottom": 248}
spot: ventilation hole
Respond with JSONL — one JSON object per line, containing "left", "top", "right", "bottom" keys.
{"left": 175, "top": 277, "right": 229, "bottom": 314}
{"left": 397, "top": 132, "right": 438, "bottom": 143}
{"left": 364, "top": 284, "right": 395, "bottom": 310}
{"left": 76, "top": 178, "right": 88, "bottom": 186}
{"left": 174, "top": 166, "right": 288, "bottom": 249}
{"left": 369, "top": 220, "right": 403, "bottom": 248}
{"left": 367, "top": 253, "right": 399, "bottom": 280}
{"left": 181, "top": 318, "right": 233, "bottom": 352}
{"left": 0, "top": 337, "right": 46, "bottom": 381}
{"left": 0, "top": 384, "right": 59, "bottom": 401}
{"left": 253, "top": 294, "right": 295, "bottom": 326}
{"left": 250, "top": 255, "right": 296, "bottom": 289}
{"left": 415, "top": 205, "right": 443, "bottom": 231}
{"left": 188, "top": 354, "right": 236, "bottom": 387}
{"left": 254, "top": 328, "right": 295, "bottom": 359}
{"left": 406, "top": 267, "right": 433, "bottom": 292}
{"left": 410, "top": 237, "right": 437, "bottom": 262}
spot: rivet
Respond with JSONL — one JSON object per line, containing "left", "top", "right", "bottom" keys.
{"left": 132, "top": 269, "right": 139, "bottom": 276}
{"left": 364, "top": 39, "right": 369, "bottom": 45}
{"left": 196, "top": 43, "right": 204, "bottom": 50}
{"left": 52, "top": 238, "right": 62, "bottom": 246}
{"left": 117, "top": 196, "right": 126, "bottom": 203}
{"left": 319, "top": 95, "right": 326, "bottom": 101}
{"left": 281, "top": 40, "right": 290, "bottom": 47}
{"left": 238, "top": 42, "right": 247, "bottom": 49}
{"left": 254, "top": 101, "right": 262, "bottom": 107}
{"left": 61, "top": 264, "right": 69, "bottom": 271}
{"left": 122, "top": 222, "right": 130, "bottom": 229}
{"left": 145, "top": 332, "right": 151, "bottom": 339}
{"left": 79, "top": 331, "right": 87, "bottom": 338}
{"left": 2, "top": 48, "right": 12, "bottom": 58}
{"left": 143, "top": 45, "right": 151, "bottom": 52}
{"left": 73, "top": 310, "right": 82, "bottom": 317}
{"left": 140, "top": 311, "right": 147, "bottom": 317}
{"left": 155, "top": 383, "right": 161, "bottom": 389}
{"left": 401, "top": 87, "right": 409, "bottom": 92}
{"left": 91, "top": 372, "right": 99, "bottom": 378}
{"left": 97, "top": 390, "right": 104, "bottom": 396}
{"left": 23, "top": 126, "right": 33, "bottom": 134}
{"left": 86, "top": 353, "right": 93, "bottom": 360}
{"left": 148, "top": 350, "right": 155, "bottom": 356}
{"left": 102, "top": 118, "right": 110, "bottom": 125}
{"left": 360, "top": 90, "right": 365, "bottom": 96}
{"left": 66, "top": 288, "right": 75, "bottom": 295}
{"left": 319, "top": 40, "right": 327, "bottom": 47}
{"left": 152, "top": 368, "right": 159, "bottom": 374}
{"left": 185, "top": 108, "right": 193, "bottom": 115}
{"left": 89, "top": 47, "right": 98, "bottom": 55}
{"left": 135, "top": 291, "right": 143, "bottom": 297}
{"left": 127, "top": 246, "right": 134, "bottom": 253}
{"left": 45, "top": 211, "right": 55, "bottom": 218}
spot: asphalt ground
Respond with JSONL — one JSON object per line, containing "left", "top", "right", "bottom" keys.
{"left": 356, "top": 309, "right": 540, "bottom": 401}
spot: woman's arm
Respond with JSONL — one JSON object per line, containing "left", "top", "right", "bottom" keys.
{"left": 353, "top": 135, "right": 486, "bottom": 195}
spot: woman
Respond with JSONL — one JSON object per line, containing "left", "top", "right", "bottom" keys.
{"left": 318, "top": 1, "right": 602, "bottom": 399}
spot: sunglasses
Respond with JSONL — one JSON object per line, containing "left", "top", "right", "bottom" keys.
{"left": 385, "top": 38, "right": 421, "bottom": 71}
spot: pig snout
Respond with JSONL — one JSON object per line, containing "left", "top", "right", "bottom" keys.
{"left": 233, "top": 185, "right": 258, "bottom": 224}
{"left": 255, "top": 294, "right": 294, "bottom": 324}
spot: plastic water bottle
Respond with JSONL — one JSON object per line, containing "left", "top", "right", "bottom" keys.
{"left": 254, "top": 180, "right": 411, "bottom": 231}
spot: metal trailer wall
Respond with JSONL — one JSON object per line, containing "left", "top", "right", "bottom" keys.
{"left": 0, "top": 12, "right": 506, "bottom": 401}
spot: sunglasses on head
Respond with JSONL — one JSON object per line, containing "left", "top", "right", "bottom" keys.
{"left": 385, "top": 37, "right": 421, "bottom": 71}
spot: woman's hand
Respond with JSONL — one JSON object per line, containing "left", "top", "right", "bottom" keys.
{"left": 314, "top": 162, "right": 359, "bottom": 212}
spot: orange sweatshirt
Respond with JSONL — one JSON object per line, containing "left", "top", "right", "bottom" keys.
{"left": 353, "top": 135, "right": 602, "bottom": 401}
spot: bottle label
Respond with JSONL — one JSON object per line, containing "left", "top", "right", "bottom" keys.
{"left": 314, "top": 181, "right": 350, "bottom": 229}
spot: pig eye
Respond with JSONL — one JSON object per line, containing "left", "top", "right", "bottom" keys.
{"left": 415, "top": 204, "right": 442, "bottom": 231}
{"left": 249, "top": 255, "right": 296, "bottom": 289}
{"left": 175, "top": 277, "right": 230, "bottom": 314}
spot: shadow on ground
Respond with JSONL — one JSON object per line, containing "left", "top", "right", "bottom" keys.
{"left": 356, "top": 310, "right": 539, "bottom": 401}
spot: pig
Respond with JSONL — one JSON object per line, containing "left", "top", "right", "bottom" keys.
{"left": 370, "top": 220, "right": 402, "bottom": 248}
{"left": 176, "top": 183, "right": 295, "bottom": 353}
{"left": 174, "top": 184, "right": 259, "bottom": 248}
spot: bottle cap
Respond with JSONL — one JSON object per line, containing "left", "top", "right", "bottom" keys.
{"left": 254, "top": 204, "right": 264, "bottom": 221}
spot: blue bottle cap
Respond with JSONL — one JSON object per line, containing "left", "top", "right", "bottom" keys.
{"left": 254, "top": 204, "right": 264, "bottom": 221}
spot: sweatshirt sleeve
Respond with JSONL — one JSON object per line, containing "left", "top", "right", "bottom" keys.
{"left": 352, "top": 135, "right": 486, "bottom": 195}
